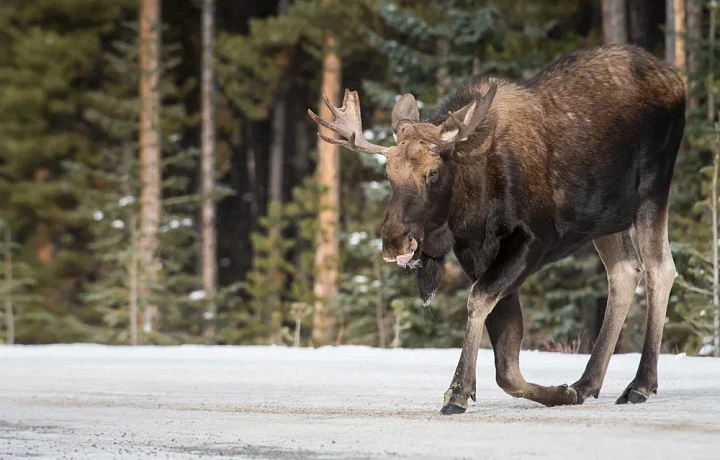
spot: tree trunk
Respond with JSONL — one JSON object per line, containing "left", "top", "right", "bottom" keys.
{"left": 312, "top": 4, "right": 341, "bottom": 347}
{"left": 666, "top": 0, "right": 675, "bottom": 64}
{"left": 709, "top": 6, "right": 716, "bottom": 122}
{"left": 293, "top": 98, "right": 310, "bottom": 179}
{"left": 712, "top": 126, "right": 719, "bottom": 357}
{"left": 374, "top": 257, "right": 386, "bottom": 348}
{"left": 139, "top": 0, "right": 162, "bottom": 336}
{"left": 201, "top": 0, "right": 218, "bottom": 340}
{"left": 710, "top": 5, "right": 720, "bottom": 357}
{"left": 4, "top": 226, "right": 14, "bottom": 345}
{"left": 674, "top": 0, "right": 686, "bottom": 74}
{"left": 686, "top": 0, "right": 701, "bottom": 110}
{"left": 269, "top": 0, "right": 290, "bottom": 204}
{"left": 577, "top": 243, "right": 607, "bottom": 354}
{"left": 125, "top": 142, "right": 139, "bottom": 346}
{"left": 269, "top": 97, "right": 287, "bottom": 203}
{"left": 129, "top": 214, "right": 139, "bottom": 346}
{"left": 628, "top": 0, "right": 648, "bottom": 48}
{"left": 602, "top": 0, "right": 628, "bottom": 44}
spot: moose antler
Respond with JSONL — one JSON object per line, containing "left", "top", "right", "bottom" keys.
{"left": 308, "top": 89, "right": 390, "bottom": 156}
{"left": 420, "top": 81, "right": 498, "bottom": 148}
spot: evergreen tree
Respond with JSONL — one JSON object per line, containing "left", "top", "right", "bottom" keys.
{"left": 219, "top": 179, "right": 317, "bottom": 345}
{"left": 0, "top": 0, "right": 133, "bottom": 342}
{"left": 669, "top": 2, "right": 720, "bottom": 355}
{"left": 65, "top": 20, "right": 231, "bottom": 344}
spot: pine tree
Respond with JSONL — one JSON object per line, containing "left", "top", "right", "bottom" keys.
{"left": 0, "top": 0, "right": 133, "bottom": 342}
{"left": 331, "top": 0, "right": 507, "bottom": 348}
{"left": 213, "top": 0, "right": 382, "bottom": 346}
{"left": 670, "top": 2, "right": 720, "bottom": 355}
{"left": 219, "top": 180, "right": 316, "bottom": 345}
{"left": 0, "top": 219, "right": 41, "bottom": 345}
{"left": 64, "top": 19, "right": 229, "bottom": 345}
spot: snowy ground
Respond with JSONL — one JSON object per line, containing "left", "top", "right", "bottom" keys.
{"left": 2, "top": 345, "right": 720, "bottom": 459}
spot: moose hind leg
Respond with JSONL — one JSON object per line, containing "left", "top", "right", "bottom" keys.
{"left": 487, "top": 293, "right": 578, "bottom": 406}
{"left": 571, "top": 231, "right": 643, "bottom": 403}
{"left": 617, "top": 200, "right": 676, "bottom": 404}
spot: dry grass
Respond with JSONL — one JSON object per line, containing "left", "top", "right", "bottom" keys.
{"left": 541, "top": 330, "right": 585, "bottom": 354}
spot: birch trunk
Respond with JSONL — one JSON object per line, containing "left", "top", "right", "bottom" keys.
{"left": 710, "top": 6, "right": 720, "bottom": 357}
{"left": 4, "top": 226, "right": 13, "bottom": 345}
{"left": 686, "top": 0, "right": 701, "bottom": 110}
{"left": 269, "top": 0, "right": 290, "bottom": 204}
{"left": 201, "top": 0, "right": 218, "bottom": 339}
{"left": 666, "top": 0, "right": 675, "bottom": 65}
{"left": 602, "top": 0, "right": 628, "bottom": 44}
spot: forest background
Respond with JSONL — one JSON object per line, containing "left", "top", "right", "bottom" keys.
{"left": 1, "top": 0, "right": 719, "bottom": 357}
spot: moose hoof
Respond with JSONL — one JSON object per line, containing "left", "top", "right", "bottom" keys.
{"left": 616, "top": 380, "right": 657, "bottom": 405}
{"left": 440, "top": 404, "right": 466, "bottom": 415}
{"left": 571, "top": 384, "right": 600, "bottom": 405}
{"left": 617, "top": 389, "right": 649, "bottom": 405}
{"left": 542, "top": 384, "right": 578, "bottom": 407}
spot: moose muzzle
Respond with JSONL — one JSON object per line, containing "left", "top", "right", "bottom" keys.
{"left": 380, "top": 226, "right": 419, "bottom": 266}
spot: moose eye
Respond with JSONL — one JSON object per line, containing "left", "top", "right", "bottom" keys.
{"left": 426, "top": 170, "right": 439, "bottom": 184}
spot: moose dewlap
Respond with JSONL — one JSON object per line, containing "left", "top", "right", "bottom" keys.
{"left": 309, "top": 44, "right": 686, "bottom": 414}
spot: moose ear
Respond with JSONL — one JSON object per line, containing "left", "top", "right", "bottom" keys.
{"left": 439, "top": 82, "right": 497, "bottom": 143}
{"left": 391, "top": 93, "right": 420, "bottom": 140}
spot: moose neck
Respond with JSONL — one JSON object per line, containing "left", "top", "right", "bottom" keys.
{"left": 446, "top": 132, "right": 494, "bottom": 237}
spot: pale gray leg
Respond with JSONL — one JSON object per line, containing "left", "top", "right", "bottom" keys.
{"left": 572, "top": 230, "right": 644, "bottom": 403}
{"left": 617, "top": 200, "right": 676, "bottom": 404}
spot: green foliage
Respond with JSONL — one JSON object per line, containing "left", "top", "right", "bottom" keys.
{"left": 0, "top": 223, "right": 43, "bottom": 344}
{"left": 1, "top": 0, "right": 716, "bottom": 355}
{"left": 0, "top": 0, "right": 132, "bottom": 343}
{"left": 520, "top": 251, "right": 606, "bottom": 347}
{"left": 219, "top": 179, "right": 317, "bottom": 345}
{"left": 216, "top": 0, "right": 380, "bottom": 121}
{"left": 668, "top": 15, "right": 720, "bottom": 354}
{"left": 62, "top": 20, "right": 231, "bottom": 345}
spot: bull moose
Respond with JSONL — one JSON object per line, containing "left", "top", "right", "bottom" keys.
{"left": 308, "top": 44, "right": 686, "bottom": 414}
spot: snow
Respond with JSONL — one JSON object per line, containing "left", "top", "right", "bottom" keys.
{"left": 2, "top": 345, "right": 720, "bottom": 459}
{"left": 189, "top": 290, "right": 207, "bottom": 301}
{"left": 348, "top": 231, "right": 369, "bottom": 246}
{"left": 118, "top": 195, "right": 135, "bottom": 207}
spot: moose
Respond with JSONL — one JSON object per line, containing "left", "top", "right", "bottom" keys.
{"left": 309, "top": 44, "right": 686, "bottom": 414}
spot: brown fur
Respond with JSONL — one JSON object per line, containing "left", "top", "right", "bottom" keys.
{"left": 309, "top": 44, "right": 686, "bottom": 414}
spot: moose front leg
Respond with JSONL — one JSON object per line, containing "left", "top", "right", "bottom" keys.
{"left": 440, "top": 288, "right": 498, "bottom": 414}
{"left": 440, "top": 226, "right": 540, "bottom": 414}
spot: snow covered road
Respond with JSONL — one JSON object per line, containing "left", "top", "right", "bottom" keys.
{"left": 2, "top": 345, "right": 720, "bottom": 459}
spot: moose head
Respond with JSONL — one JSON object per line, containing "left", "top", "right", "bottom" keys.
{"left": 308, "top": 83, "right": 497, "bottom": 266}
